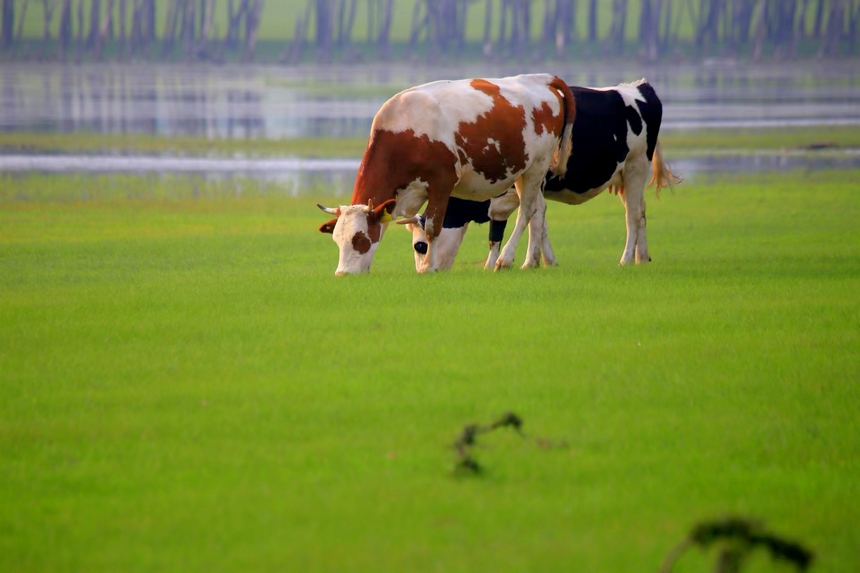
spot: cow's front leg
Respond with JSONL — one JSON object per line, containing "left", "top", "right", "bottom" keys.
{"left": 496, "top": 172, "right": 542, "bottom": 271}
{"left": 418, "top": 193, "right": 449, "bottom": 273}
{"left": 485, "top": 221, "right": 505, "bottom": 270}
{"left": 485, "top": 189, "right": 517, "bottom": 270}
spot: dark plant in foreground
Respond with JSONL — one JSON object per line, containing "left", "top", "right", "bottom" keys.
{"left": 453, "top": 411, "right": 566, "bottom": 474}
{"left": 661, "top": 516, "right": 814, "bottom": 573}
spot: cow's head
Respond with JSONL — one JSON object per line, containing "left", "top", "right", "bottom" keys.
{"left": 396, "top": 214, "right": 429, "bottom": 271}
{"left": 318, "top": 199, "right": 397, "bottom": 276}
{"left": 397, "top": 214, "right": 469, "bottom": 272}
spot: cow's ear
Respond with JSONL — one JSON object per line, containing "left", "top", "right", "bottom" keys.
{"left": 372, "top": 199, "right": 398, "bottom": 224}
{"left": 319, "top": 219, "right": 337, "bottom": 234}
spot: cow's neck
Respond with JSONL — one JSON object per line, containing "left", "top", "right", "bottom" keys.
{"left": 350, "top": 134, "right": 397, "bottom": 208}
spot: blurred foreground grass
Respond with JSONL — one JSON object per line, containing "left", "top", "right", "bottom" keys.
{"left": 1, "top": 170, "right": 858, "bottom": 572}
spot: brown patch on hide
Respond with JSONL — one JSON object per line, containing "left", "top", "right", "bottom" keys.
{"left": 454, "top": 80, "right": 528, "bottom": 184}
{"left": 351, "top": 230, "right": 372, "bottom": 254}
{"left": 531, "top": 101, "right": 563, "bottom": 137}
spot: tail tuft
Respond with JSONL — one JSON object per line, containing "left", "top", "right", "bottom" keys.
{"left": 648, "top": 140, "right": 682, "bottom": 198}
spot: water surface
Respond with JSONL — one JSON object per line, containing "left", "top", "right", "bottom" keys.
{"left": 3, "top": 61, "right": 859, "bottom": 139}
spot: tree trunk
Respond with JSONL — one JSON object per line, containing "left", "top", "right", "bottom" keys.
{"left": 499, "top": 0, "right": 508, "bottom": 49}
{"left": 283, "top": 0, "right": 311, "bottom": 62}
{"left": 76, "top": 0, "right": 83, "bottom": 58}
{"left": 87, "top": 0, "right": 101, "bottom": 49}
{"left": 180, "top": 0, "right": 195, "bottom": 58}
{"left": 482, "top": 0, "right": 492, "bottom": 55}
{"left": 639, "top": 0, "right": 652, "bottom": 42}
{"left": 812, "top": 0, "right": 825, "bottom": 39}
{"left": 162, "top": 0, "right": 178, "bottom": 54}
{"left": 316, "top": 0, "right": 331, "bottom": 59}
{"left": 242, "top": 0, "right": 261, "bottom": 61}
{"left": 751, "top": 0, "right": 767, "bottom": 60}
{"left": 820, "top": 0, "right": 846, "bottom": 56}
{"left": 646, "top": 0, "right": 663, "bottom": 60}
{"left": 587, "top": 0, "right": 597, "bottom": 41}
{"left": 605, "top": 0, "right": 628, "bottom": 55}
{"left": 200, "top": 0, "right": 214, "bottom": 55}
{"left": 15, "top": 0, "right": 29, "bottom": 47}
{"left": 146, "top": 0, "right": 155, "bottom": 42}
{"left": 97, "top": 0, "right": 115, "bottom": 57}
{"left": 1, "top": 0, "right": 13, "bottom": 49}
{"left": 59, "top": 0, "right": 72, "bottom": 57}
{"left": 43, "top": 0, "right": 57, "bottom": 42}
{"left": 118, "top": 0, "right": 127, "bottom": 57}
{"left": 377, "top": 0, "right": 393, "bottom": 55}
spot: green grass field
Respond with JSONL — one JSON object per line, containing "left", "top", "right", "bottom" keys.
{"left": 1, "top": 169, "right": 858, "bottom": 572}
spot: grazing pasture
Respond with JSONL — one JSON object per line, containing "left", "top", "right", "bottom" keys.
{"left": 1, "top": 170, "right": 858, "bottom": 572}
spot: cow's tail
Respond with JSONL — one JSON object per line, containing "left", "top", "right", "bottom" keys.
{"left": 549, "top": 76, "right": 576, "bottom": 178}
{"left": 648, "top": 140, "right": 682, "bottom": 198}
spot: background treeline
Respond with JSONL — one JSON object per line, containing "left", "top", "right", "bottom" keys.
{"left": 1, "top": 0, "right": 858, "bottom": 63}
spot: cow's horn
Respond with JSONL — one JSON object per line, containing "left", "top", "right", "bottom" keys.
{"left": 396, "top": 215, "right": 421, "bottom": 226}
{"left": 365, "top": 199, "right": 374, "bottom": 212}
{"left": 317, "top": 203, "right": 339, "bottom": 215}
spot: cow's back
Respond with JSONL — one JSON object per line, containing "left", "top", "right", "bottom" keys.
{"left": 545, "top": 80, "right": 663, "bottom": 203}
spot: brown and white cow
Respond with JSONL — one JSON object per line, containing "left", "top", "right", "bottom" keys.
{"left": 400, "top": 79, "right": 681, "bottom": 270}
{"left": 317, "top": 73, "right": 575, "bottom": 275}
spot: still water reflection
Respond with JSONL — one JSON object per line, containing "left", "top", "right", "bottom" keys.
{"left": 3, "top": 151, "right": 858, "bottom": 198}
{"left": 2, "top": 61, "right": 860, "bottom": 138}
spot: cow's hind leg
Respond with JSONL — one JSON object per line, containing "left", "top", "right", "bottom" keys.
{"left": 618, "top": 158, "right": 650, "bottom": 266}
{"left": 537, "top": 193, "right": 557, "bottom": 267}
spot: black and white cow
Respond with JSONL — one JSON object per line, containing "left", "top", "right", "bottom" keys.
{"left": 399, "top": 79, "right": 680, "bottom": 270}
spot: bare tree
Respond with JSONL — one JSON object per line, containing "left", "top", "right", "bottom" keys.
{"left": 283, "top": 0, "right": 311, "bottom": 62}
{"left": 162, "top": 0, "right": 180, "bottom": 54}
{"left": 605, "top": 0, "right": 628, "bottom": 55}
{"left": 482, "top": 0, "right": 493, "bottom": 55}
{"left": 242, "top": 0, "right": 261, "bottom": 61}
{"left": 96, "top": 0, "right": 115, "bottom": 57}
{"left": 88, "top": 0, "right": 100, "bottom": 47}
{"left": 812, "top": 0, "right": 826, "bottom": 38}
{"left": 59, "top": 0, "right": 72, "bottom": 57}
{"left": 315, "top": 0, "right": 332, "bottom": 60}
{"left": 76, "top": 0, "right": 83, "bottom": 58}
{"left": 820, "top": 0, "right": 847, "bottom": 56}
{"left": 377, "top": 0, "right": 393, "bottom": 56}
{"left": 1, "top": 0, "right": 13, "bottom": 49}
{"left": 751, "top": 0, "right": 768, "bottom": 59}
{"left": 118, "top": 0, "right": 127, "bottom": 57}
{"left": 587, "top": 0, "right": 598, "bottom": 42}
{"left": 43, "top": 0, "right": 59, "bottom": 43}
